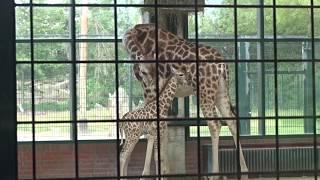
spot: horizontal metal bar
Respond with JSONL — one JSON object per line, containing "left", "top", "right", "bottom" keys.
{"left": 15, "top": 37, "right": 320, "bottom": 43}
{"left": 16, "top": 114, "right": 320, "bottom": 125}
{"left": 14, "top": 3, "right": 320, "bottom": 9}
{"left": 15, "top": 59, "right": 320, "bottom": 64}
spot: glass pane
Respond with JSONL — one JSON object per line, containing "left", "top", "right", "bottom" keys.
{"left": 35, "top": 123, "right": 72, "bottom": 141}
{"left": 34, "top": 43, "right": 71, "bottom": 61}
{"left": 119, "top": 42, "right": 135, "bottom": 60}
{"left": 17, "top": 64, "right": 32, "bottom": 122}
{"left": 265, "top": 63, "right": 275, "bottom": 117}
{"left": 33, "top": 0, "right": 70, "bottom": 3}
{"left": 264, "top": 0, "right": 272, "bottom": 5}
{"left": 238, "top": 0, "right": 260, "bottom": 5}
{"left": 76, "top": 7, "right": 114, "bottom": 39}
{"left": 277, "top": 41, "right": 310, "bottom": 60}
{"left": 315, "top": 9, "right": 320, "bottom": 47}
{"left": 33, "top": 7, "right": 70, "bottom": 39}
{"left": 277, "top": 8, "right": 311, "bottom": 37}
{"left": 35, "top": 140, "right": 75, "bottom": 178}
{"left": 16, "top": 7, "right": 30, "bottom": 39}
{"left": 317, "top": 63, "right": 320, "bottom": 116}
{"left": 125, "top": 0, "right": 150, "bottom": 4}
{"left": 34, "top": 64, "right": 71, "bottom": 121}
{"left": 198, "top": 41, "right": 235, "bottom": 60}
{"left": 205, "top": 0, "right": 233, "bottom": 5}
{"left": 189, "top": 8, "right": 234, "bottom": 39}
{"left": 76, "top": 63, "right": 115, "bottom": 121}
{"left": 264, "top": 8, "right": 274, "bottom": 38}
{"left": 238, "top": 8, "right": 258, "bottom": 37}
{"left": 16, "top": 43, "right": 30, "bottom": 61}
{"left": 277, "top": 0, "right": 310, "bottom": 5}
{"left": 117, "top": 7, "right": 143, "bottom": 37}
{"left": 277, "top": 62, "right": 306, "bottom": 117}
{"left": 77, "top": 122, "right": 115, "bottom": 140}
{"left": 76, "top": 63, "right": 143, "bottom": 121}
{"left": 15, "top": 0, "right": 30, "bottom": 3}
{"left": 17, "top": 124, "right": 32, "bottom": 142}
{"left": 278, "top": 118, "right": 305, "bottom": 135}
{"left": 77, "top": 42, "right": 115, "bottom": 61}
{"left": 76, "top": 0, "right": 113, "bottom": 3}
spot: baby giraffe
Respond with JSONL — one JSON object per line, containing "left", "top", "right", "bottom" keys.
{"left": 119, "top": 66, "right": 190, "bottom": 179}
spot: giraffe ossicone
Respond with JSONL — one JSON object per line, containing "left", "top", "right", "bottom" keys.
{"left": 123, "top": 23, "right": 249, "bottom": 180}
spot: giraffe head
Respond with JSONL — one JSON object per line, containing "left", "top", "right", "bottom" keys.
{"left": 170, "top": 66, "right": 190, "bottom": 87}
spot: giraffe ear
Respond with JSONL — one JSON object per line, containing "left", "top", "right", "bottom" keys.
{"left": 170, "top": 66, "right": 178, "bottom": 74}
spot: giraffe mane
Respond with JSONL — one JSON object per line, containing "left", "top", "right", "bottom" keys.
{"left": 144, "top": 74, "right": 174, "bottom": 106}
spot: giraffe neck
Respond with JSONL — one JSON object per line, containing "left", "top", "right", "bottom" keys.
{"left": 148, "top": 75, "right": 178, "bottom": 116}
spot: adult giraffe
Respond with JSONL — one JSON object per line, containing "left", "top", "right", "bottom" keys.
{"left": 123, "top": 23, "right": 248, "bottom": 179}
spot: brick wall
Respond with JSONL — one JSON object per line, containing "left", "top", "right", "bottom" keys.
{"left": 18, "top": 141, "right": 205, "bottom": 179}
{"left": 18, "top": 137, "right": 314, "bottom": 179}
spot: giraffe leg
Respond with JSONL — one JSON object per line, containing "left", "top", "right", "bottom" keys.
{"left": 141, "top": 135, "right": 155, "bottom": 180}
{"left": 153, "top": 138, "right": 159, "bottom": 176}
{"left": 160, "top": 127, "right": 169, "bottom": 175}
{"left": 207, "top": 120, "right": 221, "bottom": 180}
{"left": 120, "top": 136, "right": 139, "bottom": 179}
{"left": 215, "top": 79, "right": 248, "bottom": 179}
{"left": 201, "top": 103, "right": 221, "bottom": 180}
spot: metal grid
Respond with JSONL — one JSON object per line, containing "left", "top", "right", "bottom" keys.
{"left": 12, "top": 0, "right": 320, "bottom": 179}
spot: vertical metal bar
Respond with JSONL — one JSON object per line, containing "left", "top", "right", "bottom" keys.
{"left": 113, "top": 1, "right": 121, "bottom": 179}
{"left": 234, "top": 0, "right": 241, "bottom": 179}
{"left": 154, "top": 0, "right": 161, "bottom": 178}
{"left": 29, "top": 1, "right": 37, "bottom": 179}
{"left": 0, "top": 0, "right": 17, "bottom": 179}
{"left": 70, "top": 0, "right": 79, "bottom": 178}
{"left": 194, "top": 0, "right": 201, "bottom": 179}
{"left": 310, "top": 0, "right": 318, "bottom": 178}
{"left": 257, "top": 0, "right": 266, "bottom": 136}
{"left": 272, "top": 0, "right": 280, "bottom": 179}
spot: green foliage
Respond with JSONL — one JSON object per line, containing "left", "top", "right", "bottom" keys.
{"left": 15, "top": 0, "right": 320, "bottom": 113}
{"left": 23, "top": 102, "right": 69, "bottom": 112}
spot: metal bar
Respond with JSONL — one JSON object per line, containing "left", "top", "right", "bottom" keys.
{"left": 14, "top": 59, "right": 320, "bottom": 65}
{"left": 15, "top": 114, "right": 320, "bottom": 125}
{"left": 70, "top": 0, "right": 79, "bottom": 178}
{"left": 154, "top": 0, "right": 162, "bottom": 177}
{"left": 29, "top": 1, "right": 37, "bottom": 179}
{"left": 234, "top": 0, "right": 241, "bottom": 178}
{"left": 14, "top": 37, "right": 320, "bottom": 43}
{"left": 310, "top": 0, "right": 318, "bottom": 179}
{"left": 272, "top": 0, "right": 280, "bottom": 179}
{"left": 113, "top": 0, "right": 121, "bottom": 179}
{"left": 0, "top": 0, "right": 17, "bottom": 179}
{"left": 14, "top": 3, "right": 320, "bottom": 8}
{"left": 194, "top": 0, "right": 202, "bottom": 179}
